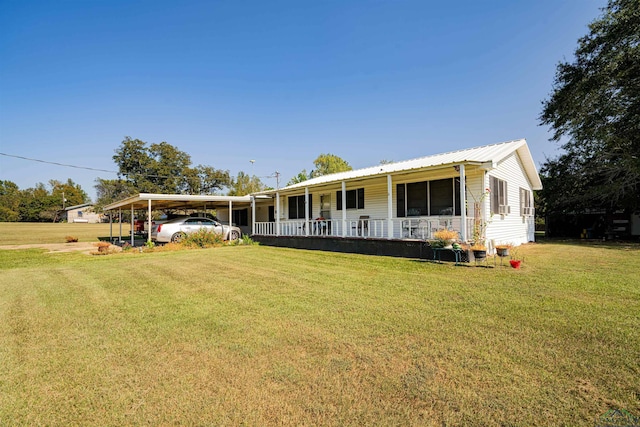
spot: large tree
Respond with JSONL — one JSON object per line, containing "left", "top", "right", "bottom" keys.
{"left": 93, "top": 178, "right": 138, "bottom": 212}
{"left": 289, "top": 154, "right": 352, "bottom": 184}
{"left": 109, "top": 137, "right": 231, "bottom": 197}
{"left": 310, "top": 153, "right": 352, "bottom": 178}
{"left": 227, "top": 171, "right": 269, "bottom": 196}
{"left": 287, "top": 170, "right": 309, "bottom": 186}
{"left": 539, "top": 0, "right": 640, "bottom": 214}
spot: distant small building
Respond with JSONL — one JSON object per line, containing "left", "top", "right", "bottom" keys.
{"left": 65, "top": 203, "right": 102, "bottom": 223}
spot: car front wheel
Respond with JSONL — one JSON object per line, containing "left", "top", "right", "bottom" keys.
{"left": 171, "top": 232, "right": 186, "bottom": 243}
{"left": 229, "top": 230, "right": 240, "bottom": 241}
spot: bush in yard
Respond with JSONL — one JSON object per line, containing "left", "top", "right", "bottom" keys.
{"left": 231, "top": 234, "right": 257, "bottom": 246}
{"left": 154, "top": 242, "right": 184, "bottom": 252}
{"left": 181, "top": 228, "right": 225, "bottom": 248}
{"left": 240, "top": 234, "right": 257, "bottom": 245}
{"left": 65, "top": 235, "right": 79, "bottom": 243}
{"left": 91, "top": 241, "right": 116, "bottom": 255}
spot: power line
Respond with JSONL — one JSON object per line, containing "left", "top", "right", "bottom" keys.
{"left": 1, "top": 151, "right": 282, "bottom": 182}
{"left": 0, "top": 152, "right": 119, "bottom": 174}
{"left": 1, "top": 152, "right": 172, "bottom": 179}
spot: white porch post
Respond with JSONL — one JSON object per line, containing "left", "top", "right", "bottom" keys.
{"left": 341, "top": 181, "right": 347, "bottom": 237}
{"left": 387, "top": 174, "right": 393, "bottom": 239}
{"left": 229, "top": 200, "right": 233, "bottom": 229}
{"left": 109, "top": 210, "right": 113, "bottom": 242}
{"left": 118, "top": 209, "right": 122, "bottom": 242}
{"left": 459, "top": 164, "right": 467, "bottom": 241}
{"left": 276, "top": 192, "right": 280, "bottom": 236}
{"left": 304, "top": 187, "right": 309, "bottom": 236}
{"left": 147, "top": 199, "right": 152, "bottom": 242}
{"left": 130, "top": 204, "right": 134, "bottom": 246}
{"left": 251, "top": 196, "right": 255, "bottom": 235}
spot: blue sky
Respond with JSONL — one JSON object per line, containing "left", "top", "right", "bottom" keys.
{"left": 0, "top": 0, "right": 605, "bottom": 200}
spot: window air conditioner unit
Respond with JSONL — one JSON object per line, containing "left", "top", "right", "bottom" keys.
{"left": 522, "top": 207, "right": 533, "bottom": 216}
{"left": 499, "top": 205, "right": 511, "bottom": 215}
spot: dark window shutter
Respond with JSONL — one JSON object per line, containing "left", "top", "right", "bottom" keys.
{"left": 397, "top": 184, "right": 406, "bottom": 217}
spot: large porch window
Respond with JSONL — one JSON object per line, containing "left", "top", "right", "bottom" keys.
{"left": 396, "top": 178, "right": 461, "bottom": 217}
{"left": 288, "top": 195, "right": 312, "bottom": 219}
{"left": 232, "top": 209, "right": 248, "bottom": 226}
{"left": 337, "top": 188, "right": 364, "bottom": 210}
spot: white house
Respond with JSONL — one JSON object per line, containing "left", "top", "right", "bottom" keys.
{"left": 251, "top": 139, "right": 543, "bottom": 251}
{"left": 65, "top": 203, "right": 103, "bottom": 223}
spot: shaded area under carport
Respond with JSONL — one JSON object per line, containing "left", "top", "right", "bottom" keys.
{"left": 103, "top": 193, "right": 257, "bottom": 245}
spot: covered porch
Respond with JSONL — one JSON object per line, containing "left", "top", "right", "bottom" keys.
{"left": 249, "top": 162, "right": 485, "bottom": 245}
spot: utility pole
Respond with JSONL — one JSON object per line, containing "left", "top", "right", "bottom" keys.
{"left": 275, "top": 171, "right": 280, "bottom": 190}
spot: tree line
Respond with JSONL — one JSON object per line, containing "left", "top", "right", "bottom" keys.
{"left": 0, "top": 137, "right": 353, "bottom": 222}
{"left": 0, "top": 179, "right": 88, "bottom": 222}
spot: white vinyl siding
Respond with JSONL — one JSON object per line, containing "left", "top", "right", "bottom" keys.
{"left": 486, "top": 153, "right": 536, "bottom": 245}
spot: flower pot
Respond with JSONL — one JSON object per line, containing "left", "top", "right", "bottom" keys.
{"left": 496, "top": 247, "right": 509, "bottom": 257}
{"left": 510, "top": 260, "right": 521, "bottom": 269}
{"left": 473, "top": 249, "right": 487, "bottom": 260}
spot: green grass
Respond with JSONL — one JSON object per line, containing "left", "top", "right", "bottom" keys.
{"left": 0, "top": 224, "right": 639, "bottom": 425}
{"left": 0, "top": 222, "right": 131, "bottom": 245}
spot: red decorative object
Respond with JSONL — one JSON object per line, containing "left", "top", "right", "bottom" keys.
{"left": 510, "top": 260, "right": 521, "bottom": 269}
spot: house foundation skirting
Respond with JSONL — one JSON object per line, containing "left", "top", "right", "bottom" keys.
{"left": 251, "top": 235, "right": 469, "bottom": 262}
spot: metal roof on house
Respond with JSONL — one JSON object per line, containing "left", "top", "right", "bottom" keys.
{"left": 266, "top": 139, "right": 542, "bottom": 193}
{"left": 65, "top": 203, "right": 94, "bottom": 211}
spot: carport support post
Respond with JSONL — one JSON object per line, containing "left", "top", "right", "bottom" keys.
{"left": 119, "top": 209, "right": 122, "bottom": 243}
{"left": 459, "top": 164, "right": 467, "bottom": 242}
{"left": 147, "top": 199, "right": 152, "bottom": 243}
{"left": 130, "top": 204, "right": 134, "bottom": 246}
{"left": 229, "top": 200, "right": 233, "bottom": 236}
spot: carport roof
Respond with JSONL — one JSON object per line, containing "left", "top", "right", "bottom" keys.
{"left": 103, "top": 193, "right": 254, "bottom": 211}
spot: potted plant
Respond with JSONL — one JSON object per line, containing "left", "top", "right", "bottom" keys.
{"left": 495, "top": 243, "right": 512, "bottom": 257}
{"left": 433, "top": 228, "right": 459, "bottom": 249}
{"left": 468, "top": 186, "right": 492, "bottom": 253}
{"left": 470, "top": 242, "right": 487, "bottom": 260}
{"left": 509, "top": 245, "right": 522, "bottom": 269}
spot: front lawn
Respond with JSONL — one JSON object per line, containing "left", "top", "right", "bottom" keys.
{"left": 0, "top": 236, "right": 638, "bottom": 425}
{"left": 0, "top": 222, "right": 131, "bottom": 245}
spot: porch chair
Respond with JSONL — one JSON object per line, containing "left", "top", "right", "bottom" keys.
{"left": 355, "top": 215, "right": 370, "bottom": 236}
{"left": 416, "top": 220, "right": 429, "bottom": 239}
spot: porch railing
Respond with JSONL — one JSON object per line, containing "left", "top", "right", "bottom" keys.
{"left": 254, "top": 217, "right": 475, "bottom": 241}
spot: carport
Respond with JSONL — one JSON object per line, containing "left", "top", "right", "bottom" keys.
{"left": 103, "top": 193, "right": 254, "bottom": 245}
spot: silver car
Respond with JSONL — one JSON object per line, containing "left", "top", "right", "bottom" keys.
{"left": 151, "top": 216, "right": 241, "bottom": 243}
